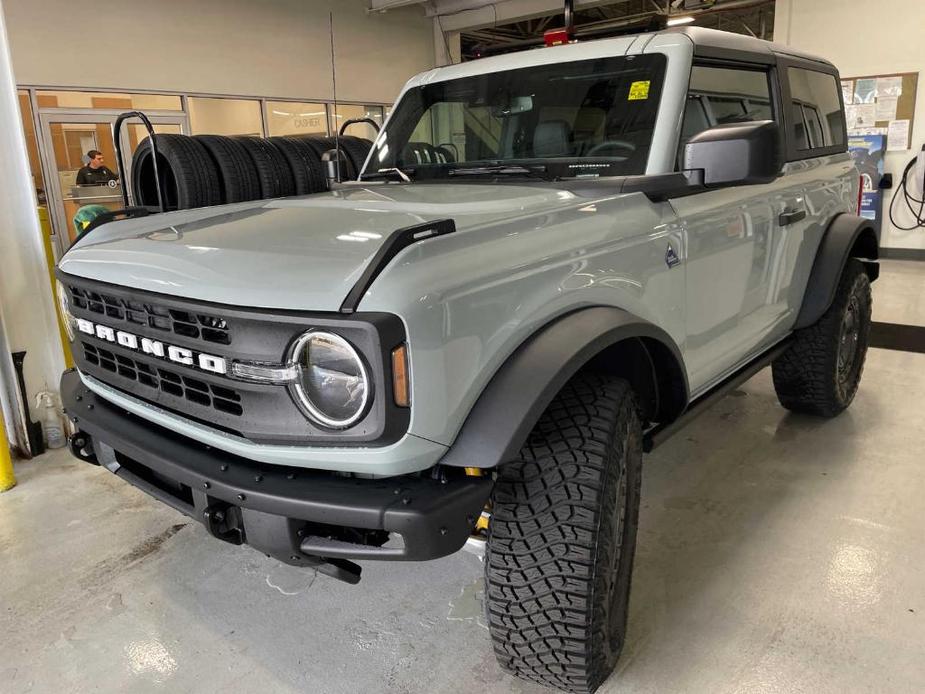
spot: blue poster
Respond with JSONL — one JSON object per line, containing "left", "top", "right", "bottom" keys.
{"left": 848, "top": 134, "right": 885, "bottom": 221}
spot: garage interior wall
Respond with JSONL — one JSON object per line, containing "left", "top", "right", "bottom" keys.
{"left": 4, "top": 0, "right": 434, "bottom": 104}
{"left": 775, "top": 0, "right": 925, "bottom": 252}
{"left": 0, "top": 0, "right": 435, "bottom": 452}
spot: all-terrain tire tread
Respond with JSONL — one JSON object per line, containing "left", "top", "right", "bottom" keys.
{"left": 486, "top": 373, "right": 642, "bottom": 694}
{"left": 772, "top": 258, "right": 872, "bottom": 417}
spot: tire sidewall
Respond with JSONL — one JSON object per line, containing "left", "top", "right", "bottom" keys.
{"left": 834, "top": 266, "right": 872, "bottom": 408}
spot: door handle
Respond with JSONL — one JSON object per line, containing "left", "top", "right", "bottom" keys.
{"left": 778, "top": 209, "right": 806, "bottom": 226}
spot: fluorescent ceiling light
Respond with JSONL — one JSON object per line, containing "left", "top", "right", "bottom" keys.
{"left": 666, "top": 15, "right": 695, "bottom": 25}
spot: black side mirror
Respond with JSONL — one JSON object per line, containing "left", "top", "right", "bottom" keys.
{"left": 683, "top": 120, "right": 781, "bottom": 187}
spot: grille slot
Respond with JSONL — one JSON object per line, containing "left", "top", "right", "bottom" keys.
{"left": 69, "top": 285, "right": 231, "bottom": 345}
{"left": 83, "top": 343, "right": 243, "bottom": 417}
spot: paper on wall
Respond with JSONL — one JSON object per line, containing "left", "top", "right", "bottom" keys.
{"left": 887, "top": 119, "right": 910, "bottom": 151}
{"left": 847, "top": 103, "right": 877, "bottom": 128}
{"left": 849, "top": 127, "right": 887, "bottom": 136}
{"left": 875, "top": 96, "right": 898, "bottom": 121}
{"left": 845, "top": 104, "right": 858, "bottom": 129}
{"left": 841, "top": 80, "right": 854, "bottom": 105}
{"left": 876, "top": 76, "right": 903, "bottom": 98}
{"left": 854, "top": 78, "right": 877, "bottom": 104}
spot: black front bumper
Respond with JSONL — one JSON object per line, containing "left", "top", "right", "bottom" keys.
{"left": 61, "top": 370, "right": 491, "bottom": 583}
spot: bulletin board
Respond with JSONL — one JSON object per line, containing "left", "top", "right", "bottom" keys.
{"left": 841, "top": 72, "right": 918, "bottom": 150}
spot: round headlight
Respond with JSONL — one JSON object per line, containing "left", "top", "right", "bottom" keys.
{"left": 291, "top": 331, "right": 370, "bottom": 429}
{"left": 55, "top": 280, "right": 75, "bottom": 341}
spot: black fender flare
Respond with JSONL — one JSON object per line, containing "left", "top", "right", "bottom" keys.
{"left": 794, "top": 213, "right": 879, "bottom": 329}
{"left": 438, "top": 306, "right": 688, "bottom": 469}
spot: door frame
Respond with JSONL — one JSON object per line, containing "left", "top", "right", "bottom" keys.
{"left": 38, "top": 109, "right": 188, "bottom": 255}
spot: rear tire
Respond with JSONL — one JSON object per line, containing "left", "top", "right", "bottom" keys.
{"left": 485, "top": 373, "right": 642, "bottom": 694}
{"left": 772, "top": 258, "right": 872, "bottom": 417}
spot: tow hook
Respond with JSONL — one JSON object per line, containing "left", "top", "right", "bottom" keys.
{"left": 202, "top": 503, "right": 245, "bottom": 545}
{"left": 69, "top": 432, "right": 98, "bottom": 465}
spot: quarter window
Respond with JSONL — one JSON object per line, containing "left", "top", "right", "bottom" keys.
{"left": 786, "top": 67, "right": 845, "bottom": 150}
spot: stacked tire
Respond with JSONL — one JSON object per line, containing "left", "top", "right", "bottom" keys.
{"left": 130, "top": 133, "right": 374, "bottom": 212}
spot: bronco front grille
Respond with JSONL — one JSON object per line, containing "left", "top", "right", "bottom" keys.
{"left": 69, "top": 285, "right": 231, "bottom": 345}
{"left": 61, "top": 271, "right": 406, "bottom": 445}
{"left": 83, "top": 343, "right": 244, "bottom": 416}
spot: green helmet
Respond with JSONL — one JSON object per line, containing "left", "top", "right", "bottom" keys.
{"left": 72, "top": 204, "right": 112, "bottom": 238}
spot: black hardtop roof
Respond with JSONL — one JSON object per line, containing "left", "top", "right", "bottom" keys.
{"left": 662, "top": 26, "right": 836, "bottom": 69}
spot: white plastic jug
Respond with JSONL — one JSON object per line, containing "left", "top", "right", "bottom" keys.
{"left": 36, "top": 391, "right": 65, "bottom": 449}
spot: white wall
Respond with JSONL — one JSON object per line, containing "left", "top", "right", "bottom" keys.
{"left": 4, "top": 0, "right": 434, "bottom": 104}
{"left": 775, "top": 0, "right": 925, "bottom": 251}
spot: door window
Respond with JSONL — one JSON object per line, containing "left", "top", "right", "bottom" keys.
{"left": 678, "top": 65, "right": 773, "bottom": 160}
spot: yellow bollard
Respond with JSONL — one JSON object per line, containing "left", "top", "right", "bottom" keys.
{"left": 0, "top": 407, "right": 15, "bottom": 492}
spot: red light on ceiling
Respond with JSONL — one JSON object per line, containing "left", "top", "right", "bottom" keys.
{"left": 544, "top": 28, "right": 574, "bottom": 46}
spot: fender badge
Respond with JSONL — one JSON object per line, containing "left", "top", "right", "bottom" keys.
{"left": 665, "top": 243, "right": 681, "bottom": 268}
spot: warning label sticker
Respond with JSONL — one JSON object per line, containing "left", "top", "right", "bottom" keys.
{"left": 628, "top": 81, "right": 651, "bottom": 100}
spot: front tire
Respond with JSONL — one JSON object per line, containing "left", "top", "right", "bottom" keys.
{"left": 772, "top": 258, "right": 872, "bottom": 417}
{"left": 485, "top": 373, "right": 642, "bottom": 693}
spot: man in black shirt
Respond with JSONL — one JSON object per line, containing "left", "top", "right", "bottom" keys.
{"left": 76, "top": 150, "right": 118, "bottom": 185}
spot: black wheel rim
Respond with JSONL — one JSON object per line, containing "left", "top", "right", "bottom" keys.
{"left": 837, "top": 293, "right": 862, "bottom": 383}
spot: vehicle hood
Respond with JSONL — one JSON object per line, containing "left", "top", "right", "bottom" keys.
{"left": 58, "top": 184, "right": 594, "bottom": 311}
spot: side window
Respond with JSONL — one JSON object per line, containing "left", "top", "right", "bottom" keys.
{"left": 786, "top": 67, "right": 845, "bottom": 151}
{"left": 791, "top": 102, "right": 809, "bottom": 150}
{"left": 678, "top": 65, "right": 773, "bottom": 165}
{"left": 708, "top": 97, "right": 748, "bottom": 123}
{"left": 681, "top": 96, "right": 710, "bottom": 142}
{"left": 804, "top": 104, "right": 823, "bottom": 147}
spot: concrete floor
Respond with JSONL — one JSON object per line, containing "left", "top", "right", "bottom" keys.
{"left": 2, "top": 261, "right": 924, "bottom": 693}
{"left": 871, "top": 259, "right": 925, "bottom": 326}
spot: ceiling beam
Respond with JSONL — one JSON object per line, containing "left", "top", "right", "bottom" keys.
{"left": 367, "top": 0, "right": 428, "bottom": 11}
{"left": 431, "top": 0, "right": 621, "bottom": 31}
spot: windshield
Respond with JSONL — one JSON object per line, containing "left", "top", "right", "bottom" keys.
{"left": 366, "top": 53, "right": 666, "bottom": 181}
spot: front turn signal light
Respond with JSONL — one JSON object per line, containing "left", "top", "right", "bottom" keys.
{"left": 392, "top": 343, "right": 410, "bottom": 408}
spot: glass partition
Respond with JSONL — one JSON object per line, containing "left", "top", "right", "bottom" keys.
{"left": 330, "top": 104, "right": 384, "bottom": 141}
{"left": 188, "top": 97, "right": 263, "bottom": 136}
{"left": 36, "top": 91, "right": 181, "bottom": 111}
{"left": 47, "top": 120, "right": 123, "bottom": 242}
{"left": 265, "top": 101, "right": 328, "bottom": 136}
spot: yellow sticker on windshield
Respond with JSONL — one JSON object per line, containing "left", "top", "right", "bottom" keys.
{"left": 628, "top": 80, "right": 651, "bottom": 100}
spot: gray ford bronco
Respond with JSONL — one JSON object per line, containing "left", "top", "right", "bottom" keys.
{"left": 58, "top": 27, "right": 877, "bottom": 694}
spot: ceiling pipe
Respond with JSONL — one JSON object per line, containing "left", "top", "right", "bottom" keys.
{"left": 572, "top": 0, "right": 771, "bottom": 32}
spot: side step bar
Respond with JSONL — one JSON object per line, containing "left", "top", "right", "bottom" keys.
{"left": 643, "top": 339, "right": 792, "bottom": 452}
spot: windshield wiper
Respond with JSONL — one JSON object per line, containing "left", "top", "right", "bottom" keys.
{"left": 446, "top": 164, "right": 550, "bottom": 180}
{"left": 359, "top": 167, "right": 413, "bottom": 182}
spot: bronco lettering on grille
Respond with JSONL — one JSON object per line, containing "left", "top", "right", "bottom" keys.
{"left": 75, "top": 318, "right": 227, "bottom": 375}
